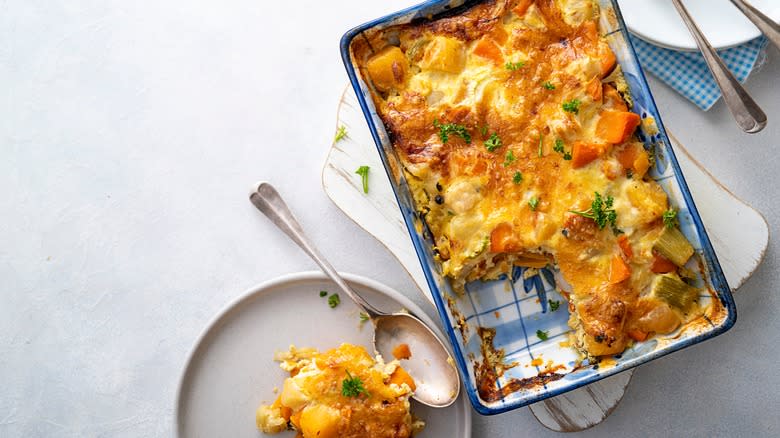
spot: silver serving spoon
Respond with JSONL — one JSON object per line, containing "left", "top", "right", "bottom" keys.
{"left": 249, "top": 181, "right": 460, "bottom": 408}
{"left": 671, "top": 0, "right": 767, "bottom": 133}
{"left": 730, "top": 0, "right": 780, "bottom": 51}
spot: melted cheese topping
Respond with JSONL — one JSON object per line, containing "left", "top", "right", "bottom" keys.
{"left": 352, "top": 0, "right": 707, "bottom": 358}
{"left": 257, "top": 344, "right": 422, "bottom": 438}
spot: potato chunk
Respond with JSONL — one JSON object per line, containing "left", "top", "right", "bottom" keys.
{"left": 256, "top": 405, "right": 287, "bottom": 434}
{"left": 419, "top": 36, "right": 466, "bottom": 73}
{"left": 366, "top": 46, "right": 409, "bottom": 92}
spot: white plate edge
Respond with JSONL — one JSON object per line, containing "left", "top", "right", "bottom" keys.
{"left": 173, "top": 270, "right": 473, "bottom": 438}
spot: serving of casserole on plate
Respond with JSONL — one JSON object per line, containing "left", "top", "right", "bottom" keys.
{"left": 341, "top": 0, "right": 736, "bottom": 414}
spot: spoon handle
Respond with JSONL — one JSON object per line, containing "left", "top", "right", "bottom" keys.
{"left": 249, "top": 181, "right": 383, "bottom": 316}
{"left": 730, "top": 0, "right": 780, "bottom": 50}
{"left": 671, "top": 0, "right": 767, "bottom": 133}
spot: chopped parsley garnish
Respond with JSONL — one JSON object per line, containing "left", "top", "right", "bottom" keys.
{"left": 538, "top": 133, "right": 544, "bottom": 157}
{"left": 553, "top": 138, "right": 565, "bottom": 153}
{"left": 504, "top": 150, "right": 516, "bottom": 167}
{"left": 484, "top": 132, "right": 502, "bottom": 152}
{"left": 341, "top": 370, "right": 369, "bottom": 398}
{"left": 542, "top": 81, "right": 556, "bottom": 90}
{"left": 480, "top": 125, "right": 489, "bottom": 137}
{"left": 549, "top": 299, "right": 560, "bottom": 312}
{"left": 505, "top": 61, "right": 525, "bottom": 71}
{"left": 359, "top": 312, "right": 370, "bottom": 322}
{"left": 319, "top": 290, "right": 328, "bottom": 297}
{"left": 569, "top": 192, "right": 618, "bottom": 232}
{"left": 529, "top": 196, "right": 539, "bottom": 211}
{"left": 334, "top": 125, "right": 348, "bottom": 142}
{"left": 513, "top": 171, "right": 523, "bottom": 184}
{"left": 663, "top": 209, "right": 678, "bottom": 229}
{"left": 328, "top": 293, "right": 341, "bottom": 308}
{"left": 433, "top": 119, "right": 471, "bottom": 144}
{"left": 536, "top": 330, "right": 549, "bottom": 341}
{"left": 562, "top": 99, "right": 581, "bottom": 114}
{"left": 355, "top": 166, "right": 370, "bottom": 194}
{"left": 553, "top": 138, "right": 572, "bottom": 160}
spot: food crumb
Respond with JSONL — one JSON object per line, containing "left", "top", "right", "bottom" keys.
{"left": 494, "top": 311, "right": 501, "bottom": 319}
{"left": 272, "top": 386, "right": 278, "bottom": 394}
{"left": 531, "top": 357, "right": 543, "bottom": 367}
{"left": 392, "top": 343, "right": 412, "bottom": 360}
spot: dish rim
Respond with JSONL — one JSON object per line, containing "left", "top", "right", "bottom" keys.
{"left": 619, "top": 0, "right": 780, "bottom": 52}
{"left": 173, "top": 270, "right": 473, "bottom": 437}
{"left": 339, "top": 0, "right": 737, "bottom": 415}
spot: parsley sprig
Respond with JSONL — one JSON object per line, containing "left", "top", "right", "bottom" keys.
{"left": 341, "top": 370, "right": 370, "bottom": 398}
{"left": 538, "top": 133, "right": 544, "bottom": 157}
{"left": 504, "top": 150, "right": 516, "bottom": 167}
{"left": 505, "top": 61, "right": 525, "bottom": 71}
{"left": 334, "top": 125, "right": 348, "bottom": 142}
{"left": 569, "top": 192, "right": 618, "bottom": 232}
{"left": 433, "top": 119, "right": 471, "bottom": 144}
{"left": 542, "top": 81, "right": 556, "bottom": 90}
{"left": 536, "top": 329, "right": 549, "bottom": 341}
{"left": 484, "top": 132, "right": 502, "bottom": 152}
{"left": 355, "top": 166, "right": 370, "bottom": 194}
{"left": 529, "top": 196, "right": 539, "bottom": 211}
{"left": 663, "top": 209, "right": 678, "bottom": 229}
{"left": 513, "top": 171, "right": 523, "bottom": 184}
{"left": 548, "top": 299, "right": 560, "bottom": 312}
{"left": 562, "top": 99, "right": 581, "bottom": 114}
{"left": 553, "top": 138, "right": 572, "bottom": 160}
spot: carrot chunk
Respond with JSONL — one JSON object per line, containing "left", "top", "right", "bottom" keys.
{"left": 599, "top": 42, "right": 617, "bottom": 78}
{"left": 571, "top": 141, "right": 604, "bottom": 168}
{"left": 389, "top": 367, "right": 416, "bottom": 391}
{"left": 586, "top": 76, "right": 603, "bottom": 102}
{"left": 490, "top": 222, "right": 520, "bottom": 252}
{"left": 616, "top": 142, "right": 651, "bottom": 178}
{"left": 609, "top": 254, "right": 631, "bottom": 284}
{"left": 603, "top": 84, "right": 628, "bottom": 111}
{"left": 490, "top": 24, "right": 509, "bottom": 45}
{"left": 651, "top": 253, "right": 677, "bottom": 273}
{"left": 633, "top": 149, "right": 650, "bottom": 178}
{"left": 616, "top": 143, "right": 640, "bottom": 169}
{"left": 473, "top": 37, "right": 503, "bottom": 64}
{"left": 617, "top": 235, "right": 633, "bottom": 260}
{"left": 512, "top": 0, "right": 533, "bottom": 17}
{"left": 596, "top": 110, "right": 641, "bottom": 144}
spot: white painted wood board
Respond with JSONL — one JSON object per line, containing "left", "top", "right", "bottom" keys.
{"left": 322, "top": 86, "right": 768, "bottom": 432}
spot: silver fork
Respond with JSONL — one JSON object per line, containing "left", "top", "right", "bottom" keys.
{"left": 671, "top": 0, "right": 767, "bottom": 133}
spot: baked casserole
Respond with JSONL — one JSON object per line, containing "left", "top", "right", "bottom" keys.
{"left": 257, "top": 343, "right": 423, "bottom": 437}
{"left": 350, "top": 0, "right": 709, "bottom": 357}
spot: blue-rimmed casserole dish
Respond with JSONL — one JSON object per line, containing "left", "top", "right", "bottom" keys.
{"left": 340, "top": 0, "right": 736, "bottom": 415}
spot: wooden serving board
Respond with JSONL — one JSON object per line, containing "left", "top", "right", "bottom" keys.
{"left": 322, "top": 86, "right": 768, "bottom": 432}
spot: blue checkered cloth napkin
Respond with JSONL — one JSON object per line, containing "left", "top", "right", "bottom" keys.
{"left": 629, "top": 35, "right": 768, "bottom": 110}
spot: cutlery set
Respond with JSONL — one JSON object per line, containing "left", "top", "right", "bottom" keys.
{"left": 672, "top": 0, "right": 779, "bottom": 132}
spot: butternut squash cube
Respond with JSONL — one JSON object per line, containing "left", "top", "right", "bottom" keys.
{"left": 420, "top": 36, "right": 466, "bottom": 73}
{"left": 366, "top": 46, "right": 409, "bottom": 92}
{"left": 299, "top": 404, "right": 341, "bottom": 438}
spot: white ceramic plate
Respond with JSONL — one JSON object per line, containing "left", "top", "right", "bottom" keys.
{"left": 619, "top": 0, "right": 780, "bottom": 51}
{"left": 175, "top": 272, "right": 471, "bottom": 438}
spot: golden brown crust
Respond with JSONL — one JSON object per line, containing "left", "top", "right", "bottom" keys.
{"left": 351, "top": 0, "right": 706, "bottom": 359}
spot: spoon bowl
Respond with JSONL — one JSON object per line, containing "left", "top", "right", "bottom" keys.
{"left": 373, "top": 313, "right": 460, "bottom": 407}
{"left": 248, "top": 181, "right": 460, "bottom": 407}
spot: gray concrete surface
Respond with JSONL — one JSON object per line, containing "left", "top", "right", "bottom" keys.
{"left": 1, "top": 1, "right": 777, "bottom": 436}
